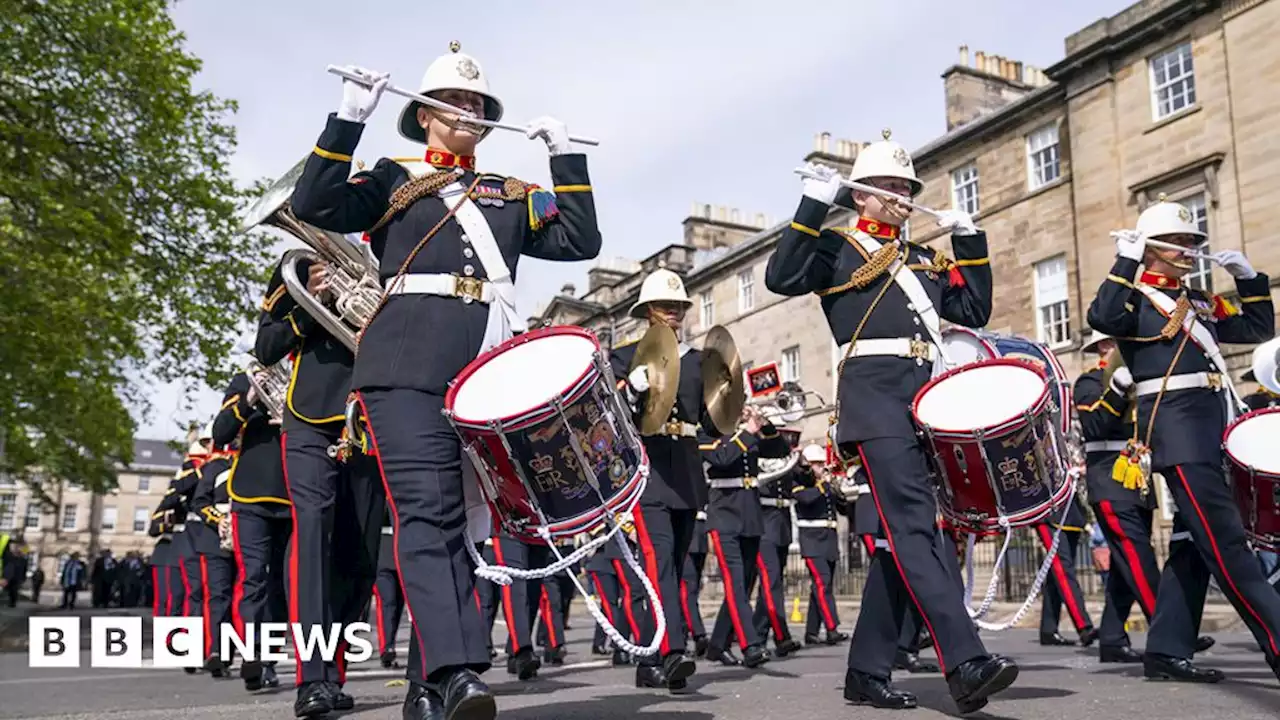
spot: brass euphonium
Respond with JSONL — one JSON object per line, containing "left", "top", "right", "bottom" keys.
{"left": 241, "top": 155, "right": 383, "bottom": 353}
{"left": 245, "top": 357, "right": 289, "bottom": 424}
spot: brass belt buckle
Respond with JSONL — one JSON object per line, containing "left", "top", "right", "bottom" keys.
{"left": 454, "top": 275, "right": 485, "bottom": 304}
{"left": 1207, "top": 373, "right": 1222, "bottom": 391}
{"left": 744, "top": 476, "right": 757, "bottom": 489}
{"left": 908, "top": 338, "right": 930, "bottom": 365}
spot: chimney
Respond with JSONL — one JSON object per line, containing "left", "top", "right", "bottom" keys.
{"left": 803, "top": 131, "right": 865, "bottom": 176}
{"left": 559, "top": 282, "right": 576, "bottom": 297}
{"left": 942, "top": 45, "right": 1043, "bottom": 131}
{"left": 682, "top": 202, "right": 769, "bottom": 251}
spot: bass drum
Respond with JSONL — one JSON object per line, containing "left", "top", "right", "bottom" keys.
{"left": 936, "top": 328, "right": 1073, "bottom": 436}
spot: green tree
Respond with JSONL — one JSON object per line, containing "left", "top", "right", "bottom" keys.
{"left": 0, "top": 0, "right": 274, "bottom": 498}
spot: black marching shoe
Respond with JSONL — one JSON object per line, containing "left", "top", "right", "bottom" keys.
{"left": 662, "top": 652, "right": 697, "bottom": 691}
{"left": 382, "top": 649, "right": 398, "bottom": 668}
{"left": 946, "top": 654, "right": 1019, "bottom": 714}
{"left": 1099, "top": 645, "right": 1143, "bottom": 664}
{"left": 1039, "top": 632, "right": 1075, "bottom": 646}
{"left": 544, "top": 646, "right": 567, "bottom": 666}
{"left": 261, "top": 665, "right": 280, "bottom": 688}
{"left": 329, "top": 683, "right": 354, "bottom": 711}
{"left": 241, "top": 661, "right": 264, "bottom": 692}
{"left": 403, "top": 682, "right": 446, "bottom": 720}
{"left": 635, "top": 663, "right": 666, "bottom": 688}
{"left": 591, "top": 641, "right": 609, "bottom": 656}
{"left": 204, "top": 654, "right": 228, "bottom": 679}
{"left": 741, "top": 644, "right": 771, "bottom": 668}
{"left": 294, "top": 681, "right": 334, "bottom": 718}
{"left": 693, "top": 634, "right": 709, "bottom": 658}
{"left": 775, "top": 638, "right": 803, "bottom": 658}
{"left": 894, "top": 649, "right": 940, "bottom": 674}
{"left": 438, "top": 669, "right": 496, "bottom": 720}
{"left": 506, "top": 647, "right": 540, "bottom": 680}
{"left": 843, "top": 668, "right": 918, "bottom": 709}
{"left": 825, "top": 630, "right": 849, "bottom": 645}
{"left": 705, "top": 645, "right": 741, "bottom": 666}
{"left": 804, "top": 633, "right": 823, "bottom": 646}
{"left": 1195, "top": 635, "right": 1216, "bottom": 653}
{"left": 612, "top": 648, "right": 631, "bottom": 666}
{"left": 1078, "top": 627, "right": 1099, "bottom": 648}
{"left": 1142, "top": 654, "right": 1224, "bottom": 683}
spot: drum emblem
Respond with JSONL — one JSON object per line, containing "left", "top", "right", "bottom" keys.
{"left": 997, "top": 456, "right": 1025, "bottom": 492}
{"left": 609, "top": 457, "right": 626, "bottom": 485}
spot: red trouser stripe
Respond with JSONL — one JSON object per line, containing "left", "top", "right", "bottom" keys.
{"left": 678, "top": 579, "right": 693, "bottom": 634}
{"left": 857, "top": 445, "right": 948, "bottom": 673}
{"left": 804, "top": 557, "right": 837, "bottom": 630}
{"left": 200, "top": 556, "right": 212, "bottom": 659}
{"left": 279, "top": 431, "right": 306, "bottom": 685}
{"left": 590, "top": 572, "right": 615, "bottom": 625}
{"left": 230, "top": 513, "right": 246, "bottom": 638}
{"left": 355, "top": 393, "right": 431, "bottom": 681}
{"left": 630, "top": 507, "right": 671, "bottom": 656}
{"left": 860, "top": 534, "right": 875, "bottom": 557}
{"left": 1036, "top": 524, "right": 1088, "bottom": 631}
{"left": 755, "top": 553, "right": 785, "bottom": 640}
{"left": 709, "top": 530, "right": 749, "bottom": 650}
{"left": 179, "top": 559, "right": 192, "bottom": 616}
{"left": 1175, "top": 466, "right": 1279, "bottom": 656}
{"left": 612, "top": 560, "right": 642, "bottom": 639}
{"left": 1097, "top": 500, "right": 1158, "bottom": 616}
{"left": 539, "top": 586, "right": 559, "bottom": 648}
{"left": 152, "top": 567, "right": 161, "bottom": 617}
{"left": 372, "top": 585, "right": 387, "bottom": 654}
{"left": 492, "top": 542, "right": 522, "bottom": 653}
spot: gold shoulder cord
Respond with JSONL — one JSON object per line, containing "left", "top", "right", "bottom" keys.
{"left": 369, "top": 169, "right": 459, "bottom": 232}
{"left": 821, "top": 240, "right": 909, "bottom": 466}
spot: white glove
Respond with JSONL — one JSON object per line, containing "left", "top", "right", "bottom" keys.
{"left": 1109, "top": 366, "right": 1134, "bottom": 394}
{"left": 801, "top": 162, "right": 842, "bottom": 205}
{"left": 1110, "top": 229, "right": 1145, "bottom": 262}
{"left": 1212, "top": 250, "right": 1257, "bottom": 280}
{"left": 936, "top": 209, "right": 978, "bottom": 236}
{"left": 245, "top": 385, "right": 258, "bottom": 408}
{"left": 526, "top": 116, "right": 572, "bottom": 156}
{"left": 627, "top": 366, "right": 650, "bottom": 393}
{"left": 336, "top": 66, "right": 389, "bottom": 124}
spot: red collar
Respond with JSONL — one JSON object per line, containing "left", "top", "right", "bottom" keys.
{"left": 855, "top": 216, "right": 900, "bottom": 241}
{"left": 424, "top": 148, "right": 475, "bottom": 170}
{"left": 1139, "top": 270, "right": 1181, "bottom": 289}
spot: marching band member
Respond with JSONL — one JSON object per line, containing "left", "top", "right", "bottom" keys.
{"left": 1087, "top": 197, "right": 1280, "bottom": 683}
{"left": 752, "top": 438, "right": 802, "bottom": 658}
{"left": 766, "top": 130, "right": 1015, "bottom": 712}
{"left": 211, "top": 369, "right": 290, "bottom": 691}
{"left": 156, "top": 428, "right": 213, "bottom": 675}
{"left": 256, "top": 254, "right": 385, "bottom": 717}
{"left": 290, "top": 41, "right": 601, "bottom": 719}
{"left": 1033, "top": 496, "right": 1097, "bottom": 648}
{"left": 698, "top": 406, "right": 790, "bottom": 669}
{"left": 372, "top": 506, "right": 405, "bottom": 669}
{"left": 610, "top": 269, "right": 714, "bottom": 691}
{"left": 191, "top": 440, "right": 238, "bottom": 679}
{"left": 491, "top": 532, "right": 559, "bottom": 680}
{"left": 680, "top": 510, "right": 710, "bottom": 658}
{"left": 1075, "top": 331, "right": 1214, "bottom": 663}
{"left": 146, "top": 507, "right": 178, "bottom": 620}
{"left": 535, "top": 549, "right": 570, "bottom": 665}
{"left": 795, "top": 445, "right": 848, "bottom": 648}
{"left": 592, "top": 521, "right": 647, "bottom": 666}
{"left": 1241, "top": 369, "right": 1280, "bottom": 411}
{"left": 585, "top": 539, "right": 619, "bottom": 657}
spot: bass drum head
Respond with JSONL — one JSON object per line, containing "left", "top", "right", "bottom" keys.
{"left": 1226, "top": 409, "right": 1280, "bottom": 475}
{"left": 935, "top": 328, "right": 996, "bottom": 377}
{"left": 915, "top": 360, "right": 1048, "bottom": 433}
{"left": 450, "top": 327, "right": 599, "bottom": 425}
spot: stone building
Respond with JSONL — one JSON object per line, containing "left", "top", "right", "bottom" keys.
{"left": 532, "top": 0, "right": 1280, "bottom": 530}
{"left": 0, "top": 438, "right": 184, "bottom": 581}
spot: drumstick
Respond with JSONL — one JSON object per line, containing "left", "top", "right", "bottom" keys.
{"left": 793, "top": 167, "right": 946, "bottom": 220}
{"left": 326, "top": 65, "right": 601, "bottom": 146}
{"left": 1142, "top": 236, "right": 1216, "bottom": 262}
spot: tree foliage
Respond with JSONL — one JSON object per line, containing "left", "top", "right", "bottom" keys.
{"left": 0, "top": 0, "right": 274, "bottom": 495}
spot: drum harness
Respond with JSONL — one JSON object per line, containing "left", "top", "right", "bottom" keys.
{"left": 819, "top": 233, "right": 1078, "bottom": 632}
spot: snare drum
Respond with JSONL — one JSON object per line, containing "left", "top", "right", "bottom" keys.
{"left": 913, "top": 358, "right": 1073, "bottom": 534}
{"left": 1224, "top": 407, "right": 1280, "bottom": 552}
{"left": 939, "top": 328, "right": 1073, "bottom": 435}
{"left": 444, "top": 326, "right": 649, "bottom": 544}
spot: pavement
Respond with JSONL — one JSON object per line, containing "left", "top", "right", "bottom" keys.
{"left": 2, "top": 606, "right": 1280, "bottom": 719}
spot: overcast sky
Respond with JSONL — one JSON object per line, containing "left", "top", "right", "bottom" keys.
{"left": 137, "top": 0, "right": 1127, "bottom": 440}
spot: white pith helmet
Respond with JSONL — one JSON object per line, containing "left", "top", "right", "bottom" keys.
{"left": 1136, "top": 196, "right": 1205, "bottom": 241}
{"left": 198, "top": 421, "right": 214, "bottom": 442}
{"left": 186, "top": 441, "right": 205, "bottom": 456}
{"left": 801, "top": 444, "right": 826, "bottom": 463}
{"left": 629, "top": 268, "right": 692, "bottom": 319}
{"left": 398, "top": 41, "right": 505, "bottom": 145}
{"left": 849, "top": 128, "right": 923, "bottom": 197}
{"left": 1250, "top": 337, "right": 1280, "bottom": 396}
{"left": 1081, "top": 330, "right": 1113, "bottom": 354}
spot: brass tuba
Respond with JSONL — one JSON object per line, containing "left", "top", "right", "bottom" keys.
{"left": 245, "top": 357, "right": 289, "bottom": 424}
{"left": 241, "top": 155, "right": 383, "bottom": 352}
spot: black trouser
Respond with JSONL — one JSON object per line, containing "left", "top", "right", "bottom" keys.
{"left": 61, "top": 587, "right": 79, "bottom": 609}
{"left": 282, "top": 422, "right": 384, "bottom": 687}
{"left": 589, "top": 570, "right": 620, "bottom": 646}
{"left": 232, "top": 507, "right": 291, "bottom": 643}
{"left": 709, "top": 532, "right": 761, "bottom": 652}
{"left": 476, "top": 544, "right": 498, "bottom": 654}
{"left": 152, "top": 566, "right": 167, "bottom": 616}
{"left": 753, "top": 541, "right": 792, "bottom": 644}
{"left": 181, "top": 555, "right": 204, "bottom": 619}
{"left": 859, "top": 533, "right": 945, "bottom": 653}
{"left": 535, "top": 577, "right": 566, "bottom": 652}
{"left": 632, "top": 503, "right": 696, "bottom": 664}
{"left": 492, "top": 537, "right": 563, "bottom": 655}
{"left": 1034, "top": 526, "right": 1093, "bottom": 635}
{"left": 119, "top": 580, "right": 141, "bottom": 608}
{"left": 374, "top": 550, "right": 406, "bottom": 657}
{"left": 680, "top": 552, "right": 707, "bottom": 638}
{"left": 1145, "top": 512, "right": 1212, "bottom": 658}
{"left": 847, "top": 437, "right": 986, "bottom": 678}
{"left": 612, "top": 557, "right": 648, "bottom": 643}
{"left": 1093, "top": 502, "right": 1162, "bottom": 648}
{"left": 805, "top": 556, "right": 840, "bottom": 636}
{"left": 1149, "top": 463, "right": 1280, "bottom": 660}
{"left": 197, "top": 553, "right": 236, "bottom": 661}
{"left": 359, "top": 388, "right": 491, "bottom": 685}
{"left": 92, "top": 579, "right": 110, "bottom": 608}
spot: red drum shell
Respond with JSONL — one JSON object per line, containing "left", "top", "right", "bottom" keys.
{"left": 1224, "top": 407, "right": 1280, "bottom": 552}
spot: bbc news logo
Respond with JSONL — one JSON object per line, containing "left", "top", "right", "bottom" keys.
{"left": 29, "top": 617, "right": 374, "bottom": 668}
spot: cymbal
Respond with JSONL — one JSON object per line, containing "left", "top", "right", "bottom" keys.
{"left": 702, "top": 325, "right": 745, "bottom": 435}
{"left": 629, "top": 323, "right": 680, "bottom": 435}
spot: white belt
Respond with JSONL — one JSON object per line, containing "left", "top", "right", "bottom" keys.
{"left": 386, "top": 273, "right": 494, "bottom": 304}
{"left": 760, "top": 498, "right": 793, "bottom": 508}
{"left": 838, "top": 338, "right": 937, "bottom": 363}
{"left": 695, "top": 511, "right": 707, "bottom": 521}
{"left": 172, "top": 523, "right": 186, "bottom": 533}
{"left": 381, "top": 527, "right": 393, "bottom": 536}
{"left": 796, "top": 519, "right": 838, "bottom": 529}
{"left": 186, "top": 512, "right": 202, "bottom": 524}
{"left": 1084, "top": 440, "right": 1128, "bottom": 453}
{"left": 1134, "top": 372, "right": 1222, "bottom": 397}
{"left": 656, "top": 421, "right": 698, "bottom": 438}
{"left": 709, "top": 477, "right": 757, "bottom": 490}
